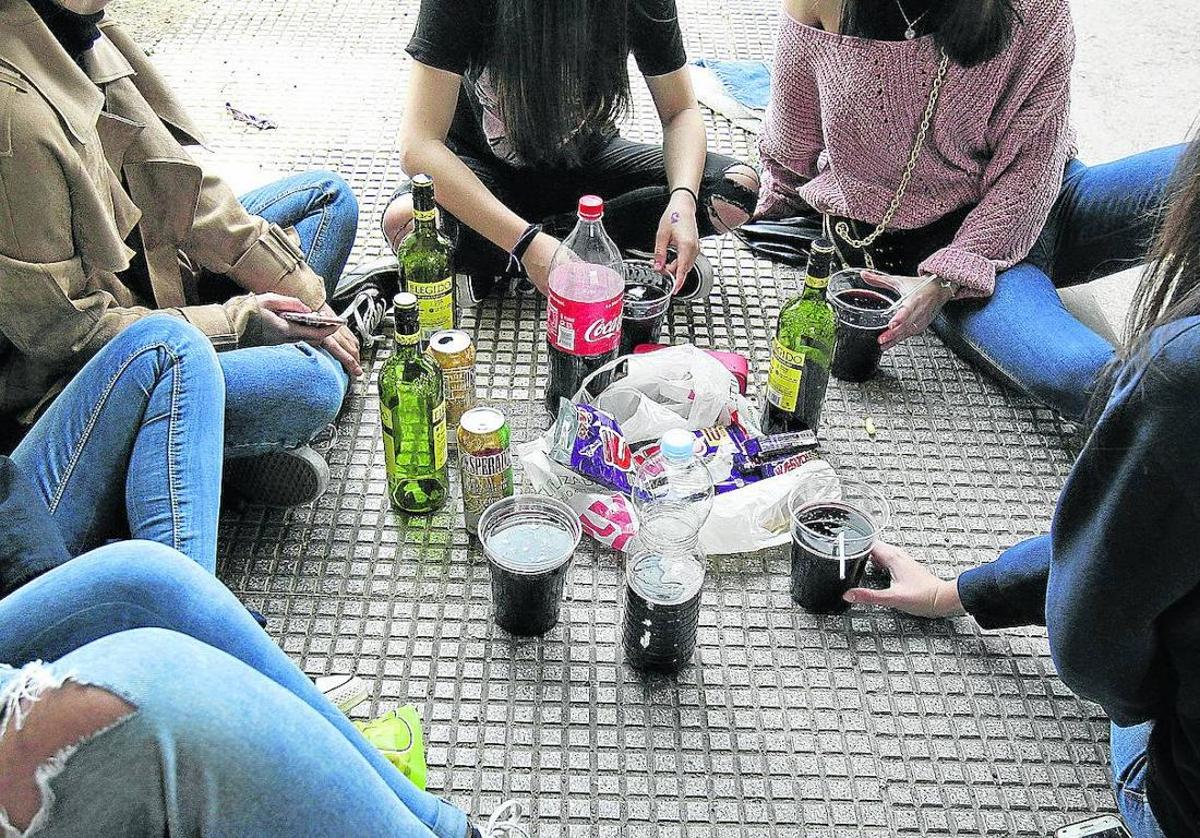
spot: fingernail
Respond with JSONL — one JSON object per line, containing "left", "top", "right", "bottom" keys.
{"left": 843, "top": 592, "right": 856, "bottom": 603}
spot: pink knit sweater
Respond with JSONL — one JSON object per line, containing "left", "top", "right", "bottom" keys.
{"left": 757, "top": 0, "right": 1075, "bottom": 296}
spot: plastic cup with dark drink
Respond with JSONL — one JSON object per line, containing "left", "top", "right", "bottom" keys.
{"left": 622, "top": 550, "right": 705, "bottom": 673}
{"left": 788, "top": 473, "right": 890, "bottom": 614}
{"left": 479, "top": 495, "right": 582, "bottom": 636}
{"left": 828, "top": 269, "right": 900, "bottom": 382}
{"left": 619, "top": 263, "right": 674, "bottom": 357}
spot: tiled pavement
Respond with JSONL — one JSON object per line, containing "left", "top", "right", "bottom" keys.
{"left": 143, "top": 1, "right": 1114, "bottom": 834}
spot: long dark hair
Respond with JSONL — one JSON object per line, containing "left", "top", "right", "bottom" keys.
{"left": 490, "top": 0, "right": 632, "bottom": 167}
{"left": 840, "top": 0, "right": 1019, "bottom": 68}
{"left": 1091, "top": 135, "right": 1200, "bottom": 414}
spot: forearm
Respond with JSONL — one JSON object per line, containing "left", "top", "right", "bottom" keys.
{"left": 661, "top": 107, "right": 706, "bottom": 195}
{"left": 400, "top": 138, "right": 530, "bottom": 253}
{"left": 957, "top": 535, "right": 1051, "bottom": 630}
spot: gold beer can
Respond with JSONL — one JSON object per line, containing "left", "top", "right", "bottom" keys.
{"left": 457, "top": 407, "right": 513, "bottom": 535}
{"left": 428, "top": 329, "right": 477, "bottom": 437}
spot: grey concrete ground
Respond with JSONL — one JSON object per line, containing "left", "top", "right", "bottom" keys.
{"left": 109, "top": 0, "right": 1199, "bottom": 835}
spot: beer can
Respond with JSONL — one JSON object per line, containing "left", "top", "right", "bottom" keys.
{"left": 458, "top": 407, "right": 514, "bottom": 535}
{"left": 428, "top": 329, "right": 477, "bottom": 437}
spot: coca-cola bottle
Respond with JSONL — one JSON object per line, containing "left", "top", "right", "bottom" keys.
{"left": 544, "top": 195, "right": 625, "bottom": 415}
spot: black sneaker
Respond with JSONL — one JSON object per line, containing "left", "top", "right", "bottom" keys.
{"left": 340, "top": 286, "right": 388, "bottom": 347}
{"left": 224, "top": 446, "right": 331, "bottom": 508}
{"left": 623, "top": 249, "right": 714, "bottom": 301}
{"left": 331, "top": 255, "right": 400, "bottom": 307}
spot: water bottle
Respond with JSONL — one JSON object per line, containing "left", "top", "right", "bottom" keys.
{"left": 631, "top": 428, "right": 715, "bottom": 553}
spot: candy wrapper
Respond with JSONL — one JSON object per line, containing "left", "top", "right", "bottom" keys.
{"left": 548, "top": 399, "right": 639, "bottom": 495}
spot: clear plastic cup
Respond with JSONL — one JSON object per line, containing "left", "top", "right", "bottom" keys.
{"left": 788, "top": 473, "right": 891, "bottom": 614}
{"left": 622, "top": 550, "right": 705, "bottom": 673}
{"left": 619, "top": 264, "right": 674, "bottom": 356}
{"left": 827, "top": 269, "right": 901, "bottom": 382}
{"left": 478, "top": 495, "right": 583, "bottom": 636}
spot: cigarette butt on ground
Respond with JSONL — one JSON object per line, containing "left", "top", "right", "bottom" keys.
{"left": 865, "top": 417, "right": 877, "bottom": 438}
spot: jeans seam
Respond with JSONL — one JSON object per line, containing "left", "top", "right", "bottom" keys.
{"left": 308, "top": 196, "right": 333, "bottom": 268}
{"left": 166, "top": 353, "right": 183, "bottom": 554}
{"left": 244, "top": 183, "right": 328, "bottom": 220}
{"left": 48, "top": 344, "right": 179, "bottom": 516}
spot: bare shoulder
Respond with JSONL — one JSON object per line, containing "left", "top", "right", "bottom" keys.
{"left": 781, "top": 0, "right": 823, "bottom": 26}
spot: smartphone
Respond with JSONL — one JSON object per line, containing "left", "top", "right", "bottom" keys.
{"left": 279, "top": 311, "right": 346, "bottom": 329}
{"left": 1055, "top": 815, "right": 1132, "bottom": 838}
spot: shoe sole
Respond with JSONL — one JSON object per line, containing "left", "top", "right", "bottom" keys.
{"left": 316, "top": 675, "right": 370, "bottom": 714}
{"left": 224, "top": 447, "right": 330, "bottom": 508}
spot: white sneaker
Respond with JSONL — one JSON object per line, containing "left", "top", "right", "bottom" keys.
{"left": 479, "top": 800, "right": 531, "bottom": 838}
{"left": 316, "top": 674, "right": 369, "bottom": 714}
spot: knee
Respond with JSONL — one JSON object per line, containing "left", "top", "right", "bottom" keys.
{"left": 312, "top": 170, "right": 359, "bottom": 232}
{"left": 708, "top": 163, "right": 760, "bottom": 233}
{"left": 381, "top": 193, "right": 414, "bottom": 252}
{"left": 119, "top": 315, "right": 221, "bottom": 374}
{"left": 79, "top": 541, "right": 216, "bottom": 612}
{"left": 296, "top": 343, "right": 348, "bottom": 429}
{"left": 0, "top": 669, "right": 136, "bottom": 832}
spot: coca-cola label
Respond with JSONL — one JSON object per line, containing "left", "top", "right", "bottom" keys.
{"left": 547, "top": 289, "right": 623, "bottom": 356}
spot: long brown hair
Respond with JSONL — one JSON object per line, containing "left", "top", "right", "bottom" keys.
{"left": 1091, "top": 134, "right": 1200, "bottom": 415}
{"left": 490, "top": 0, "right": 633, "bottom": 167}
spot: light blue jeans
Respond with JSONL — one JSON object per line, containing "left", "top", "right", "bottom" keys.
{"left": 0, "top": 542, "right": 469, "bottom": 838}
{"left": 11, "top": 315, "right": 223, "bottom": 572}
{"left": 934, "top": 145, "right": 1186, "bottom": 421}
{"left": 219, "top": 171, "right": 358, "bottom": 458}
{"left": 1110, "top": 721, "right": 1165, "bottom": 838}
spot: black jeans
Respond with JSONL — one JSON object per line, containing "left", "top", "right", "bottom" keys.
{"left": 388, "top": 135, "right": 756, "bottom": 278}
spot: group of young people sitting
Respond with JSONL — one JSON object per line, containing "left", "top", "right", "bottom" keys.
{"left": 0, "top": 0, "right": 1194, "bottom": 835}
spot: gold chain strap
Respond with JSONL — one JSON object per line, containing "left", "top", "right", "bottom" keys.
{"left": 834, "top": 49, "right": 951, "bottom": 250}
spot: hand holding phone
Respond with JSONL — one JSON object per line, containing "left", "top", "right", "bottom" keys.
{"left": 279, "top": 311, "right": 347, "bottom": 329}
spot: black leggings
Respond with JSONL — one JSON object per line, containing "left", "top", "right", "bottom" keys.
{"left": 387, "top": 135, "right": 757, "bottom": 277}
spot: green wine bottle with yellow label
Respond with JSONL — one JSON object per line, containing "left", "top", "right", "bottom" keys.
{"left": 763, "top": 238, "right": 837, "bottom": 435}
{"left": 398, "top": 174, "right": 455, "bottom": 343}
{"left": 379, "top": 292, "right": 449, "bottom": 513}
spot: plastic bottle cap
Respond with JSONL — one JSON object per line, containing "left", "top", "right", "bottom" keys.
{"left": 578, "top": 195, "right": 604, "bottom": 221}
{"left": 660, "top": 429, "right": 696, "bottom": 462}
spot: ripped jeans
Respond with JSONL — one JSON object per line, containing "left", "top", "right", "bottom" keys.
{"left": 0, "top": 542, "right": 469, "bottom": 838}
{"left": 387, "top": 135, "right": 759, "bottom": 280}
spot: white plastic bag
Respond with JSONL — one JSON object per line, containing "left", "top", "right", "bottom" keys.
{"left": 573, "top": 344, "right": 760, "bottom": 444}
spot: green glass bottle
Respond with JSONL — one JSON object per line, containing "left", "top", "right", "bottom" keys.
{"left": 379, "top": 292, "right": 449, "bottom": 513}
{"left": 398, "top": 174, "right": 455, "bottom": 343}
{"left": 763, "top": 238, "right": 837, "bottom": 435}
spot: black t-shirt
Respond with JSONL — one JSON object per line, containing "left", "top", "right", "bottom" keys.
{"left": 406, "top": 0, "right": 687, "bottom": 167}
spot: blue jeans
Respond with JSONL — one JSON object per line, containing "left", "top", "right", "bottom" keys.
{"left": 1111, "top": 722, "right": 1165, "bottom": 838}
{"left": 10, "top": 316, "right": 223, "bottom": 572}
{"left": 0, "top": 543, "right": 469, "bottom": 838}
{"left": 934, "top": 145, "right": 1186, "bottom": 421}
{"left": 219, "top": 171, "right": 359, "bottom": 457}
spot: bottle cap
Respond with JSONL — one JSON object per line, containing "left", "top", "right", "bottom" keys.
{"left": 393, "top": 292, "right": 418, "bottom": 309}
{"left": 578, "top": 195, "right": 604, "bottom": 221}
{"left": 660, "top": 429, "right": 696, "bottom": 463}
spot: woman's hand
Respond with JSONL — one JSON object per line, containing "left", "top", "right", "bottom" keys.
{"left": 843, "top": 542, "right": 966, "bottom": 619}
{"left": 872, "top": 273, "right": 956, "bottom": 350}
{"left": 654, "top": 191, "right": 701, "bottom": 292}
{"left": 253, "top": 294, "right": 342, "bottom": 346}
{"left": 316, "top": 303, "right": 363, "bottom": 378}
{"left": 522, "top": 232, "right": 563, "bottom": 295}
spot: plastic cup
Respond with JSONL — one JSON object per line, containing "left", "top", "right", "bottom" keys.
{"left": 788, "top": 473, "right": 890, "bottom": 614}
{"left": 479, "top": 495, "right": 582, "bottom": 636}
{"left": 619, "top": 265, "right": 673, "bottom": 357}
{"left": 622, "top": 550, "right": 705, "bottom": 673}
{"left": 828, "top": 269, "right": 901, "bottom": 382}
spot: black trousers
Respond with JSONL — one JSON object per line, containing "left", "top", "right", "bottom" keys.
{"left": 388, "top": 134, "right": 756, "bottom": 278}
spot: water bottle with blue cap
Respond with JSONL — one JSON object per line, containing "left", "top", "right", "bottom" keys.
{"left": 631, "top": 428, "right": 715, "bottom": 552}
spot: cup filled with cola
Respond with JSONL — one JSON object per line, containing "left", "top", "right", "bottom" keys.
{"left": 478, "top": 495, "right": 582, "bottom": 635}
{"left": 828, "top": 269, "right": 901, "bottom": 382}
{"left": 619, "top": 262, "right": 674, "bottom": 357}
{"left": 788, "top": 472, "right": 890, "bottom": 614}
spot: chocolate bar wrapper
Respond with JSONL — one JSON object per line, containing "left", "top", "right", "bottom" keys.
{"left": 548, "top": 399, "right": 636, "bottom": 495}
{"left": 759, "top": 450, "right": 819, "bottom": 478}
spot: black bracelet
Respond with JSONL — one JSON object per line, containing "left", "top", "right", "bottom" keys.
{"left": 670, "top": 186, "right": 700, "bottom": 205}
{"left": 508, "top": 223, "right": 542, "bottom": 275}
